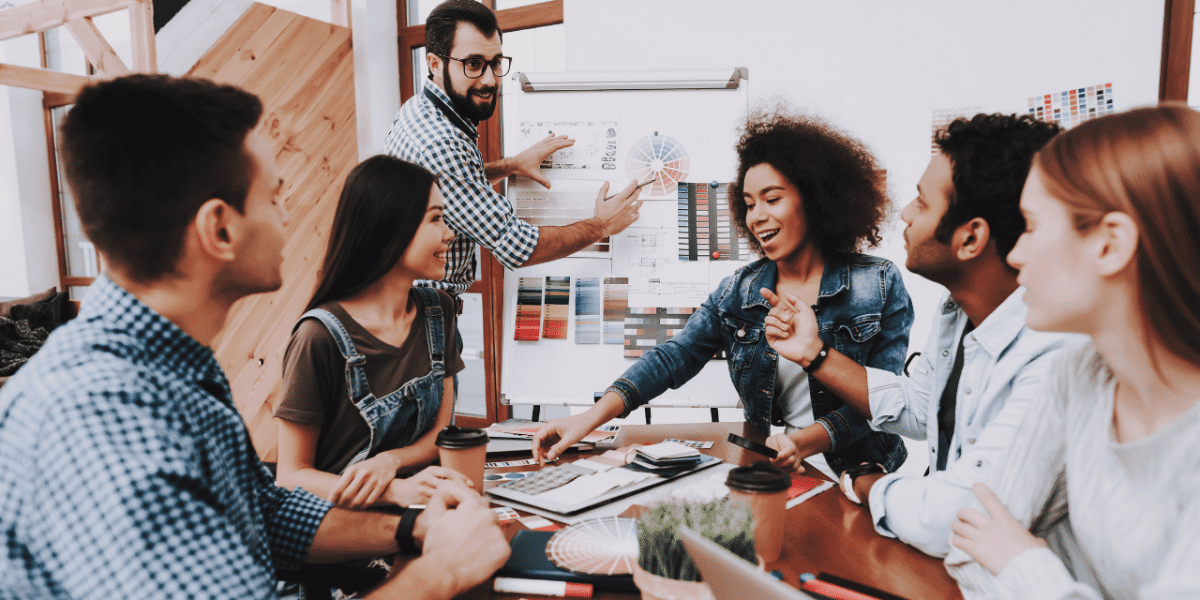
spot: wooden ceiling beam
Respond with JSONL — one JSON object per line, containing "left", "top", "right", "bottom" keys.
{"left": 0, "top": 62, "right": 94, "bottom": 94}
{"left": 0, "top": 0, "right": 142, "bottom": 43}
{"left": 65, "top": 17, "right": 129, "bottom": 76}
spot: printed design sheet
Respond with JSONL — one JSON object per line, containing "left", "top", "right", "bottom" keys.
{"left": 511, "top": 178, "right": 610, "bottom": 254}
{"left": 623, "top": 306, "right": 696, "bottom": 358}
{"left": 513, "top": 120, "right": 619, "bottom": 175}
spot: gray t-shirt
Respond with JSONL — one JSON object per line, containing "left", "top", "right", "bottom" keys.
{"left": 276, "top": 290, "right": 464, "bottom": 474}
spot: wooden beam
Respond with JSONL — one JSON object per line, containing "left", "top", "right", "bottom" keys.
{"left": 0, "top": 0, "right": 139, "bottom": 43}
{"left": 43, "top": 90, "right": 76, "bottom": 107}
{"left": 1159, "top": 0, "right": 1195, "bottom": 101}
{"left": 331, "top": 0, "right": 351, "bottom": 28}
{"left": 127, "top": 0, "right": 155, "bottom": 72}
{"left": 0, "top": 63, "right": 94, "bottom": 94}
{"left": 496, "top": 1, "right": 562, "bottom": 33}
{"left": 65, "top": 17, "right": 129, "bottom": 76}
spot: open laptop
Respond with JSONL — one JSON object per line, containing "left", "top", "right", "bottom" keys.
{"left": 678, "top": 526, "right": 819, "bottom": 600}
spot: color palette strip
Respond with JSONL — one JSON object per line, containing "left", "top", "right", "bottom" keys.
{"left": 677, "top": 182, "right": 747, "bottom": 261}
{"left": 623, "top": 306, "right": 696, "bottom": 358}
{"left": 602, "top": 278, "right": 629, "bottom": 345}
{"left": 515, "top": 277, "right": 543, "bottom": 341}
{"left": 574, "top": 277, "right": 602, "bottom": 344}
{"left": 542, "top": 276, "right": 570, "bottom": 340}
{"left": 1028, "top": 83, "right": 1114, "bottom": 129}
{"left": 514, "top": 189, "right": 609, "bottom": 253}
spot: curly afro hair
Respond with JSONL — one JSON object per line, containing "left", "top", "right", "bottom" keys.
{"left": 729, "top": 103, "right": 889, "bottom": 258}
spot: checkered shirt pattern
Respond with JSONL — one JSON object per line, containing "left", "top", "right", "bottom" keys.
{"left": 383, "top": 81, "right": 539, "bottom": 296}
{"left": 0, "top": 276, "right": 332, "bottom": 599}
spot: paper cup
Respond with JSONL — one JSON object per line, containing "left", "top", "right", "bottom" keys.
{"left": 435, "top": 426, "right": 489, "bottom": 493}
{"left": 725, "top": 463, "right": 790, "bottom": 563}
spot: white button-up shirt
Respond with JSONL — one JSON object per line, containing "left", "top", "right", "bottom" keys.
{"left": 864, "top": 288, "right": 1077, "bottom": 557}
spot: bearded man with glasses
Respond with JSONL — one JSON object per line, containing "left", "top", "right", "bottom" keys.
{"left": 384, "top": 0, "right": 643, "bottom": 320}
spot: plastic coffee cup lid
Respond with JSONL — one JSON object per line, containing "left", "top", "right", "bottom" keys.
{"left": 436, "top": 425, "right": 489, "bottom": 449}
{"left": 726, "top": 462, "right": 790, "bottom": 493}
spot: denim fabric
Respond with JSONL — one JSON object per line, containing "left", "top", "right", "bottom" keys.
{"left": 297, "top": 287, "right": 446, "bottom": 470}
{"left": 607, "top": 253, "right": 913, "bottom": 474}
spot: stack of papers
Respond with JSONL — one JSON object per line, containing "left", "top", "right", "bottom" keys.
{"left": 630, "top": 441, "right": 703, "bottom": 470}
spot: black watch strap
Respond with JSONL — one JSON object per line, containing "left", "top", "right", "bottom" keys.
{"left": 804, "top": 340, "right": 832, "bottom": 374}
{"left": 842, "top": 462, "right": 888, "bottom": 478}
{"left": 395, "top": 507, "right": 424, "bottom": 555}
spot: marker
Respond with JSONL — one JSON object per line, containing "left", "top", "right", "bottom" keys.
{"left": 799, "top": 573, "right": 879, "bottom": 600}
{"left": 493, "top": 578, "right": 593, "bottom": 597}
{"left": 603, "top": 178, "right": 655, "bottom": 201}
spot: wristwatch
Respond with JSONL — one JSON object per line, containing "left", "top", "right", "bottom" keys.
{"left": 394, "top": 507, "right": 424, "bottom": 555}
{"left": 839, "top": 462, "right": 887, "bottom": 505}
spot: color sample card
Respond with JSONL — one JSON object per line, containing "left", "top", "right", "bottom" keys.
{"left": 574, "top": 277, "right": 602, "bottom": 344}
{"left": 602, "top": 277, "right": 629, "bottom": 345}
{"left": 1028, "top": 83, "right": 1115, "bottom": 128}
{"left": 542, "top": 276, "right": 570, "bottom": 340}
{"left": 515, "top": 277, "right": 544, "bottom": 341}
{"left": 931, "top": 107, "right": 981, "bottom": 155}
{"left": 623, "top": 306, "right": 696, "bottom": 358}
{"left": 625, "top": 132, "right": 690, "bottom": 198}
{"left": 512, "top": 181, "right": 610, "bottom": 253}
{"left": 677, "top": 182, "right": 748, "bottom": 262}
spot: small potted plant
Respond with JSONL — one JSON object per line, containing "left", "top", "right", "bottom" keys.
{"left": 633, "top": 499, "right": 756, "bottom": 600}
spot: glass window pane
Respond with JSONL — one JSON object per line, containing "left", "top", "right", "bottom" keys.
{"left": 498, "top": 24, "right": 565, "bottom": 158}
{"left": 455, "top": 292, "right": 487, "bottom": 418}
{"left": 412, "top": 46, "right": 428, "bottom": 95}
{"left": 495, "top": 0, "right": 548, "bottom": 10}
{"left": 49, "top": 106, "right": 97, "bottom": 279}
{"left": 1190, "top": 11, "right": 1200, "bottom": 107}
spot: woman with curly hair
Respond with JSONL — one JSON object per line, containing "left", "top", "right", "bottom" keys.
{"left": 532, "top": 105, "right": 913, "bottom": 476}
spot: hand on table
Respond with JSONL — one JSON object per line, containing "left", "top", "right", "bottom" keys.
{"left": 414, "top": 480, "right": 510, "bottom": 593}
{"left": 385, "top": 465, "right": 472, "bottom": 507}
{"left": 532, "top": 412, "right": 600, "bottom": 465}
{"left": 761, "top": 288, "right": 823, "bottom": 366}
{"left": 510, "top": 134, "right": 574, "bottom": 188}
{"left": 594, "top": 178, "right": 645, "bottom": 237}
{"left": 329, "top": 454, "right": 401, "bottom": 509}
{"left": 950, "top": 483, "right": 1048, "bottom": 576}
{"left": 766, "top": 433, "right": 806, "bottom": 474}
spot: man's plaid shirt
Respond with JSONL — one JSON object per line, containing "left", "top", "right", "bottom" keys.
{"left": 0, "top": 276, "right": 332, "bottom": 599}
{"left": 383, "top": 81, "right": 539, "bottom": 297}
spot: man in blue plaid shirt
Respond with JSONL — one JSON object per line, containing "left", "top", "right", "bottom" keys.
{"left": 384, "top": 0, "right": 644, "bottom": 300}
{"left": 0, "top": 74, "right": 509, "bottom": 599}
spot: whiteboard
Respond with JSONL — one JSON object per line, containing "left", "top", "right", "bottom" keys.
{"left": 499, "top": 75, "right": 750, "bottom": 407}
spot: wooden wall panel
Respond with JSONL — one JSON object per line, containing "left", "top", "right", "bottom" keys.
{"left": 194, "top": 3, "right": 358, "bottom": 459}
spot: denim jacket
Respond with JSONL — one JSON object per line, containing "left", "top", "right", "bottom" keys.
{"left": 607, "top": 253, "right": 913, "bottom": 474}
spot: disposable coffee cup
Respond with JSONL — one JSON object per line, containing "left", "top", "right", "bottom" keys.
{"left": 726, "top": 462, "right": 791, "bottom": 563}
{"left": 436, "top": 426, "right": 489, "bottom": 493}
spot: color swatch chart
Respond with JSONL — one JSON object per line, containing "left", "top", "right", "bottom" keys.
{"left": 931, "top": 107, "right": 981, "bottom": 154}
{"left": 542, "top": 277, "right": 570, "bottom": 340}
{"left": 623, "top": 307, "right": 696, "bottom": 358}
{"left": 1028, "top": 84, "right": 1114, "bottom": 128}
{"left": 677, "top": 182, "right": 748, "bottom": 261}
{"left": 574, "top": 278, "right": 602, "bottom": 344}
{"left": 603, "top": 278, "right": 629, "bottom": 345}
{"left": 515, "top": 277, "right": 544, "bottom": 341}
{"left": 625, "top": 132, "right": 690, "bottom": 197}
{"left": 513, "top": 187, "right": 610, "bottom": 253}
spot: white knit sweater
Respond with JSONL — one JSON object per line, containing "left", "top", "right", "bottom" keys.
{"left": 945, "top": 340, "right": 1200, "bottom": 599}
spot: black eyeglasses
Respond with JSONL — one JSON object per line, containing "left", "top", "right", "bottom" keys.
{"left": 436, "top": 54, "right": 512, "bottom": 79}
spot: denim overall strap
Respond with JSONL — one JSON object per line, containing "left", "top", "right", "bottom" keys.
{"left": 295, "top": 309, "right": 371, "bottom": 405}
{"left": 414, "top": 287, "right": 445, "bottom": 372}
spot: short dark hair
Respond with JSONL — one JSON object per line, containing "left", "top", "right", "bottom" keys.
{"left": 730, "top": 104, "right": 889, "bottom": 257}
{"left": 425, "top": 0, "right": 502, "bottom": 78}
{"left": 60, "top": 74, "right": 263, "bottom": 283}
{"left": 933, "top": 113, "right": 1060, "bottom": 260}
{"left": 307, "top": 156, "right": 438, "bottom": 311}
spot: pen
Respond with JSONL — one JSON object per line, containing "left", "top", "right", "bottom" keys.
{"left": 799, "top": 573, "right": 881, "bottom": 600}
{"left": 603, "top": 178, "right": 655, "bottom": 201}
{"left": 493, "top": 577, "right": 593, "bottom": 597}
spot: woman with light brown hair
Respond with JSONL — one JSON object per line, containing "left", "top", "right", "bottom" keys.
{"left": 946, "top": 104, "right": 1200, "bottom": 599}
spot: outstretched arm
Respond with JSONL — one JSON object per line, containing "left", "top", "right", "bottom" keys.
{"left": 485, "top": 134, "right": 574, "bottom": 187}
{"left": 523, "top": 178, "right": 644, "bottom": 267}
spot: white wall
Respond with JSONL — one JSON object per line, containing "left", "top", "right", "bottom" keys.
{"left": 564, "top": 0, "right": 1164, "bottom": 351}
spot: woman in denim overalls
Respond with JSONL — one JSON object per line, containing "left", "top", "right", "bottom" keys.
{"left": 275, "top": 156, "right": 469, "bottom": 509}
{"left": 533, "top": 106, "right": 913, "bottom": 477}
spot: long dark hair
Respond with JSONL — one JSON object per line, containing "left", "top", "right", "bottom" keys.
{"left": 306, "top": 155, "right": 437, "bottom": 311}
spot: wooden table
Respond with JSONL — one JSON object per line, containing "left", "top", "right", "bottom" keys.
{"left": 480, "top": 422, "right": 962, "bottom": 600}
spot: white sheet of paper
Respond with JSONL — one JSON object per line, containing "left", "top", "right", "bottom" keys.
{"left": 536, "top": 469, "right": 654, "bottom": 505}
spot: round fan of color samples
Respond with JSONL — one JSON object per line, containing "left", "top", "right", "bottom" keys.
{"left": 546, "top": 516, "right": 639, "bottom": 575}
{"left": 625, "top": 133, "right": 690, "bottom": 197}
